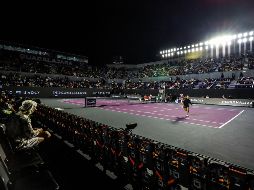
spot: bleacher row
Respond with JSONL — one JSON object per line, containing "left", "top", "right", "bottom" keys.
{"left": 1, "top": 71, "right": 254, "bottom": 91}
{"left": 1, "top": 47, "right": 254, "bottom": 79}
{"left": 0, "top": 124, "right": 59, "bottom": 189}
{"left": 30, "top": 104, "right": 254, "bottom": 190}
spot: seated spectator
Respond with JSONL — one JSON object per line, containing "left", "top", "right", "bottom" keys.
{"left": 6, "top": 100, "right": 51, "bottom": 151}
{"left": 0, "top": 94, "right": 15, "bottom": 122}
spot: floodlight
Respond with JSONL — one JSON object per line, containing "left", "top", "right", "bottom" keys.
{"left": 243, "top": 32, "right": 248, "bottom": 37}
{"left": 210, "top": 45, "right": 214, "bottom": 49}
{"left": 191, "top": 48, "right": 195, "bottom": 52}
{"left": 227, "top": 42, "right": 231, "bottom": 46}
{"left": 249, "top": 37, "right": 253, "bottom": 41}
{"left": 177, "top": 52, "right": 179, "bottom": 55}
{"left": 160, "top": 51, "right": 162, "bottom": 54}
{"left": 180, "top": 47, "right": 182, "bottom": 50}
{"left": 184, "top": 50, "right": 187, "bottom": 53}
{"left": 195, "top": 48, "right": 199, "bottom": 51}
{"left": 184, "top": 46, "right": 186, "bottom": 49}
{"left": 192, "top": 44, "right": 194, "bottom": 47}
{"left": 180, "top": 51, "right": 183, "bottom": 54}
{"left": 195, "top": 44, "right": 198, "bottom": 47}
{"left": 237, "top": 39, "right": 242, "bottom": 43}
{"left": 205, "top": 41, "right": 209, "bottom": 45}
{"left": 249, "top": 31, "right": 254, "bottom": 36}
{"left": 243, "top": 38, "right": 247, "bottom": 43}
{"left": 188, "top": 50, "right": 191, "bottom": 53}
{"left": 177, "top": 48, "right": 179, "bottom": 51}
{"left": 171, "top": 52, "right": 174, "bottom": 56}
{"left": 167, "top": 49, "right": 170, "bottom": 52}
{"left": 187, "top": 46, "right": 190, "bottom": 48}
{"left": 205, "top": 46, "right": 209, "bottom": 50}
{"left": 199, "top": 47, "right": 203, "bottom": 51}
{"left": 221, "top": 41, "right": 226, "bottom": 46}
{"left": 171, "top": 49, "right": 173, "bottom": 52}
{"left": 238, "top": 33, "right": 243, "bottom": 38}
{"left": 199, "top": 42, "right": 203, "bottom": 46}
{"left": 173, "top": 48, "right": 176, "bottom": 51}
{"left": 162, "top": 54, "right": 164, "bottom": 58}
{"left": 232, "top": 34, "right": 237, "bottom": 39}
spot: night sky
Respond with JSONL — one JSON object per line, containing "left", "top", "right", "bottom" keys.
{"left": 1, "top": 0, "right": 254, "bottom": 65}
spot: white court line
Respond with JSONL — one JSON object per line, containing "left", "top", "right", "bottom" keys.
{"left": 218, "top": 110, "right": 245, "bottom": 129}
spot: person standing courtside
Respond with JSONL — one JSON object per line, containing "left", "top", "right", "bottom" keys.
{"left": 182, "top": 95, "right": 192, "bottom": 117}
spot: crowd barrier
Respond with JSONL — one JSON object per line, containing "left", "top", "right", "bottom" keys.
{"left": 190, "top": 97, "right": 254, "bottom": 107}
{"left": 2, "top": 86, "right": 254, "bottom": 99}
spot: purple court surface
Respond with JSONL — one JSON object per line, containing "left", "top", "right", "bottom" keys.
{"left": 61, "top": 98, "right": 244, "bottom": 129}
{"left": 41, "top": 98, "right": 254, "bottom": 171}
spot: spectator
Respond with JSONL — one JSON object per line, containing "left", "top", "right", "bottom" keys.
{"left": 6, "top": 100, "right": 51, "bottom": 151}
{"left": 240, "top": 72, "right": 243, "bottom": 78}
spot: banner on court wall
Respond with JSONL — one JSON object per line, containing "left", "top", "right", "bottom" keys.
{"left": 190, "top": 98, "right": 254, "bottom": 107}
{"left": 1, "top": 87, "right": 111, "bottom": 98}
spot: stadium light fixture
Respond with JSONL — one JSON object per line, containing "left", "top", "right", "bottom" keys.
{"left": 200, "top": 47, "right": 203, "bottom": 51}
{"left": 237, "top": 39, "right": 242, "bottom": 43}
{"left": 187, "top": 46, "right": 190, "bottom": 49}
{"left": 199, "top": 42, "right": 203, "bottom": 46}
{"left": 177, "top": 48, "right": 179, "bottom": 51}
{"left": 191, "top": 48, "right": 195, "bottom": 52}
{"left": 205, "top": 46, "right": 209, "bottom": 50}
{"left": 184, "top": 46, "right": 186, "bottom": 49}
{"left": 160, "top": 51, "right": 163, "bottom": 54}
{"left": 221, "top": 41, "right": 226, "bottom": 46}
{"left": 192, "top": 44, "right": 194, "bottom": 47}
{"left": 249, "top": 31, "right": 254, "bottom": 36}
{"left": 243, "top": 32, "right": 248, "bottom": 37}
{"left": 188, "top": 50, "right": 191, "bottom": 53}
{"left": 173, "top": 48, "right": 176, "bottom": 51}
{"left": 250, "top": 37, "right": 254, "bottom": 41}
{"left": 180, "top": 51, "right": 183, "bottom": 54}
{"left": 238, "top": 33, "right": 243, "bottom": 38}
{"left": 171, "top": 52, "right": 174, "bottom": 56}
{"left": 232, "top": 34, "right": 237, "bottom": 40}
{"left": 184, "top": 50, "right": 187, "bottom": 53}
{"left": 205, "top": 41, "right": 209, "bottom": 45}
{"left": 243, "top": 38, "right": 247, "bottom": 43}
{"left": 162, "top": 54, "right": 164, "bottom": 58}
{"left": 195, "top": 44, "right": 199, "bottom": 47}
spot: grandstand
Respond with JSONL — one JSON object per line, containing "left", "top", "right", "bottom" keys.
{"left": 1, "top": 27, "right": 254, "bottom": 190}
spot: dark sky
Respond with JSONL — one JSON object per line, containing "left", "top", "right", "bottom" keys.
{"left": 1, "top": 0, "right": 254, "bottom": 65}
